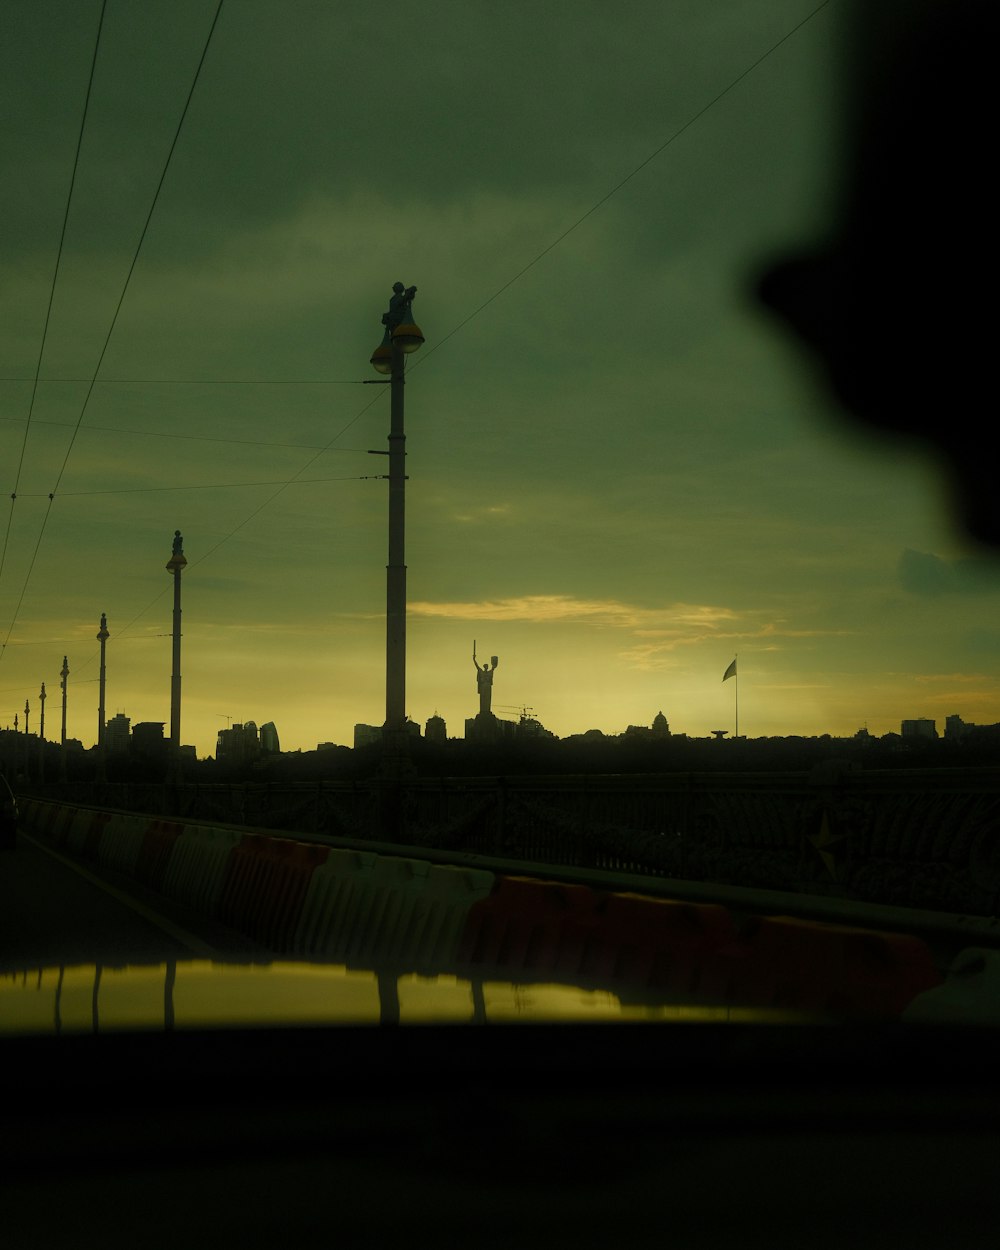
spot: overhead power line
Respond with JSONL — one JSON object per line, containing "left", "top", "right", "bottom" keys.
{"left": 0, "top": 377, "right": 369, "bottom": 385}
{"left": 416, "top": 0, "right": 833, "bottom": 369}
{"left": 0, "top": 0, "right": 227, "bottom": 667}
{"left": 0, "top": 414, "right": 370, "bottom": 454}
{"left": 16, "top": 475, "right": 378, "bottom": 498}
{"left": 0, "top": 0, "right": 107, "bottom": 592}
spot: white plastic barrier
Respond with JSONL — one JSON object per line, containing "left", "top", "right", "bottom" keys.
{"left": 94, "top": 812, "right": 151, "bottom": 875}
{"left": 162, "top": 824, "right": 243, "bottom": 916}
{"left": 293, "top": 850, "right": 494, "bottom": 967}
{"left": 292, "top": 848, "right": 379, "bottom": 958}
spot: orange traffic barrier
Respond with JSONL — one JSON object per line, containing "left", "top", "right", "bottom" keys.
{"left": 698, "top": 915, "right": 942, "bottom": 1018}
{"left": 457, "top": 876, "right": 738, "bottom": 992}
{"left": 133, "top": 820, "right": 187, "bottom": 891}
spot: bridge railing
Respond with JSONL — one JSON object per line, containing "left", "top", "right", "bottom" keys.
{"left": 18, "top": 767, "right": 1000, "bottom": 914}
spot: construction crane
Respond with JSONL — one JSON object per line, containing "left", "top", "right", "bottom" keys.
{"left": 496, "top": 704, "right": 536, "bottom": 722}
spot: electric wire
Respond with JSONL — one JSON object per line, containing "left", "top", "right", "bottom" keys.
{"left": 45, "top": 0, "right": 227, "bottom": 503}
{"left": 0, "top": 0, "right": 226, "bottom": 667}
{"left": 16, "top": 475, "right": 382, "bottom": 498}
{"left": 0, "top": 415, "right": 371, "bottom": 454}
{"left": 0, "top": 377, "right": 369, "bottom": 384}
{"left": 414, "top": 0, "right": 833, "bottom": 371}
{"left": 0, "top": 0, "right": 106, "bottom": 592}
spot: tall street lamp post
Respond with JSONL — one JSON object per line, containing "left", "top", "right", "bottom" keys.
{"left": 370, "top": 284, "right": 424, "bottom": 766}
{"left": 59, "top": 655, "right": 69, "bottom": 782}
{"left": 165, "top": 531, "right": 187, "bottom": 772}
{"left": 96, "top": 612, "right": 109, "bottom": 781}
{"left": 38, "top": 681, "right": 46, "bottom": 783}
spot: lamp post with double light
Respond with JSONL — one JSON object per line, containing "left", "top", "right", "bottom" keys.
{"left": 369, "top": 283, "right": 424, "bottom": 764}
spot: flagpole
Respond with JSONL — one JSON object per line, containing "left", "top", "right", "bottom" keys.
{"left": 722, "top": 655, "right": 738, "bottom": 738}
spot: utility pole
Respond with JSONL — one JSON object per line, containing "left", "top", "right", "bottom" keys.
{"left": 165, "top": 531, "right": 187, "bottom": 773}
{"left": 23, "top": 699, "right": 30, "bottom": 780}
{"left": 38, "top": 682, "right": 46, "bottom": 784}
{"left": 96, "top": 612, "right": 109, "bottom": 781}
{"left": 60, "top": 655, "right": 69, "bottom": 782}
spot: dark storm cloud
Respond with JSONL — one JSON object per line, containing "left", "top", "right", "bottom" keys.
{"left": 1, "top": 0, "right": 811, "bottom": 268}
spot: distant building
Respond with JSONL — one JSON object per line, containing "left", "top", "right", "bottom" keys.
{"left": 217, "top": 722, "right": 260, "bottom": 764}
{"left": 132, "top": 722, "right": 166, "bottom": 757}
{"left": 651, "top": 711, "right": 670, "bottom": 738}
{"left": 354, "top": 721, "right": 419, "bottom": 748}
{"left": 901, "top": 718, "right": 938, "bottom": 740}
{"left": 515, "top": 713, "right": 554, "bottom": 740}
{"left": 945, "top": 714, "right": 971, "bottom": 741}
{"left": 425, "top": 714, "right": 447, "bottom": 744}
{"left": 105, "top": 713, "right": 131, "bottom": 755}
{"left": 259, "top": 722, "right": 280, "bottom": 753}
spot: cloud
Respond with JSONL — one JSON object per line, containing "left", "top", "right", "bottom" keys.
{"left": 408, "top": 594, "right": 738, "bottom": 630}
{"left": 621, "top": 619, "right": 854, "bottom": 671}
{"left": 451, "top": 503, "right": 514, "bottom": 525}
{"left": 898, "top": 548, "right": 1000, "bottom": 597}
{"left": 912, "top": 671, "right": 996, "bottom": 686}
{"left": 408, "top": 593, "right": 857, "bottom": 674}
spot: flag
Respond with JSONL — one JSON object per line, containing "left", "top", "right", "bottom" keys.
{"left": 722, "top": 659, "right": 737, "bottom": 682}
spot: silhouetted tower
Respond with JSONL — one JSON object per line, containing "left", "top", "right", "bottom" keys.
{"left": 370, "top": 284, "right": 424, "bottom": 758}
{"left": 23, "top": 699, "right": 30, "bottom": 779}
{"left": 38, "top": 681, "right": 46, "bottom": 783}
{"left": 96, "top": 612, "right": 109, "bottom": 775}
{"left": 165, "top": 531, "right": 187, "bottom": 763}
{"left": 60, "top": 655, "right": 69, "bottom": 780}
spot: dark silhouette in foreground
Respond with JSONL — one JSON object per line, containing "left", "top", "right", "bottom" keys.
{"left": 759, "top": 0, "right": 997, "bottom": 547}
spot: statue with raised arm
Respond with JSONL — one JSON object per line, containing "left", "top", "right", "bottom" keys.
{"left": 473, "top": 641, "right": 499, "bottom": 715}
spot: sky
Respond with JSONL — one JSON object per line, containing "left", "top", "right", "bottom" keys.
{"left": 2, "top": 0, "right": 998, "bottom": 758}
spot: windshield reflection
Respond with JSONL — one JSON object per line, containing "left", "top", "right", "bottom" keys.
{"left": 0, "top": 960, "right": 840, "bottom": 1035}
